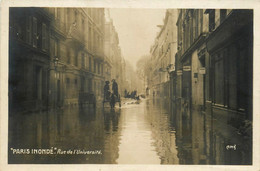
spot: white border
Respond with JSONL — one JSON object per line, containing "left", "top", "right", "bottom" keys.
{"left": 1, "top": 0, "right": 260, "bottom": 170}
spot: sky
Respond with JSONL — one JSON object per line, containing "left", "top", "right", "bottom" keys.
{"left": 109, "top": 8, "right": 166, "bottom": 70}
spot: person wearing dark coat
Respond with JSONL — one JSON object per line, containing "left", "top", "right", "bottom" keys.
{"left": 104, "top": 81, "right": 110, "bottom": 100}
{"left": 110, "top": 93, "right": 116, "bottom": 108}
{"left": 112, "top": 79, "right": 118, "bottom": 98}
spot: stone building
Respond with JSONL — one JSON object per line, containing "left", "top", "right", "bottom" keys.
{"left": 150, "top": 9, "right": 178, "bottom": 98}
{"left": 149, "top": 37, "right": 159, "bottom": 97}
{"left": 205, "top": 10, "right": 253, "bottom": 164}
{"left": 105, "top": 13, "right": 126, "bottom": 96}
{"left": 124, "top": 61, "right": 140, "bottom": 93}
{"left": 175, "top": 9, "right": 253, "bottom": 164}
{"left": 205, "top": 9, "right": 253, "bottom": 123}
{"left": 175, "top": 9, "right": 210, "bottom": 123}
{"left": 9, "top": 8, "right": 51, "bottom": 113}
{"left": 46, "top": 8, "right": 106, "bottom": 106}
{"left": 9, "top": 7, "right": 108, "bottom": 113}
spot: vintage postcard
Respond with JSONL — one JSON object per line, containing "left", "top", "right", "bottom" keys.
{"left": 0, "top": 0, "right": 260, "bottom": 170}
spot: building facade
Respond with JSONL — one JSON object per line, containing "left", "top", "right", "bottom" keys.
{"left": 105, "top": 13, "right": 126, "bottom": 96}
{"left": 175, "top": 9, "right": 253, "bottom": 164}
{"left": 150, "top": 9, "right": 178, "bottom": 99}
{"left": 205, "top": 9, "right": 253, "bottom": 123}
{"left": 9, "top": 8, "right": 52, "bottom": 113}
{"left": 9, "top": 7, "right": 109, "bottom": 113}
{"left": 175, "top": 9, "right": 210, "bottom": 122}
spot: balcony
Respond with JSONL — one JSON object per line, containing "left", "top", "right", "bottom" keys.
{"left": 65, "top": 27, "right": 85, "bottom": 52}
{"left": 94, "top": 50, "right": 104, "bottom": 61}
{"left": 70, "top": 29, "right": 85, "bottom": 44}
{"left": 50, "top": 18, "right": 67, "bottom": 37}
{"left": 38, "top": 8, "right": 52, "bottom": 20}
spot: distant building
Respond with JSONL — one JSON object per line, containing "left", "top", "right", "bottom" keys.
{"left": 104, "top": 12, "right": 126, "bottom": 96}
{"left": 149, "top": 9, "right": 178, "bottom": 98}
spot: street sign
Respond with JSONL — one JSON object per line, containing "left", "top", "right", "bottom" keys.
{"left": 199, "top": 67, "right": 206, "bottom": 74}
{"left": 183, "top": 66, "right": 191, "bottom": 71}
{"left": 177, "top": 70, "right": 182, "bottom": 75}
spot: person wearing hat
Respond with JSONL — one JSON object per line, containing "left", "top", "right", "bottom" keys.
{"left": 104, "top": 81, "right": 110, "bottom": 100}
{"left": 112, "top": 79, "right": 118, "bottom": 98}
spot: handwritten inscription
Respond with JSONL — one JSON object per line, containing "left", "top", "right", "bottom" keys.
{"left": 10, "top": 147, "right": 102, "bottom": 155}
{"left": 226, "top": 144, "right": 237, "bottom": 150}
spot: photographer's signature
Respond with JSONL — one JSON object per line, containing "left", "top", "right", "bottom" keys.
{"left": 226, "top": 144, "right": 237, "bottom": 150}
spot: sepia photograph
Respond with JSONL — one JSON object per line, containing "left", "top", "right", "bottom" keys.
{"left": 1, "top": 0, "right": 259, "bottom": 170}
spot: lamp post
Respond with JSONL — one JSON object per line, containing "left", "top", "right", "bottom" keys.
{"left": 53, "top": 56, "right": 59, "bottom": 71}
{"left": 53, "top": 56, "right": 59, "bottom": 80}
{"left": 46, "top": 56, "right": 59, "bottom": 110}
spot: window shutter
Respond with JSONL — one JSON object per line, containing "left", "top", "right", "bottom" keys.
{"left": 32, "top": 17, "right": 37, "bottom": 47}
{"left": 26, "top": 16, "right": 32, "bottom": 45}
{"left": 42, "top": 23, "right": 46, "bottom": 51}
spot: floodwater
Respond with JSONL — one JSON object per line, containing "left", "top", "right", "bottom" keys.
{"left": 8, "top": 98, "right": 251, "bottom": 164}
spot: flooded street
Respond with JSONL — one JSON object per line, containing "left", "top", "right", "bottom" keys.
{"left": 6, "top": 7, "right": 254, "bottom": 168}
{"left": 116, "top": 102, "right": 161, "bottom": 164}
{"left": 8, "top": 98, "right": 251, "bottom": 164}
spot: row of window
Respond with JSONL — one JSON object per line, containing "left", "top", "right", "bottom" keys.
{"left": 66, "top": 50, "right": 104, "bottom": 74}
{"left": 28, "top": 16, "right": 48, "bottom": 51}
{"left": 179, "top": 9, "right": 204, "bottom": 53}
{"left": 11, "top": 15, "right": 49, "bottom": 52}
{"left": 69, "top": 8, "right": 104, "bottom": 52}
{"left": 47, "top": 8, "right": 104, "bottom": 55}
{"left": 212, "top": 44, "right": 248, "bottom": 111}
{"left": 65, "top": 77, "right": 103, "bottom": 95}
{"left": 66, "top": 78, "right": 78, "bottom": 87}
{"left": 177, "top": 9, "right": 228, "bottom": 54}
{"left": 51, "top": 37, "right": 104, "bottom": 77}
{"left": 208, "top": 9, "right": 227, "bottom": 32}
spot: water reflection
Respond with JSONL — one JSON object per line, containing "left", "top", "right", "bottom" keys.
{"left": 170, "top": 98, "right": 251, "bottom": 165}
{"left": 145, "top": 99, "right": 179, "bottom": 164}
{"left": 103, "top": 108, "right": 121, "bottom": 164}
{"left": 117, "top": 103, "right": 160, "bottom": 164}
{"left": 8, "top": 98, "right": 251, "bottom": 164}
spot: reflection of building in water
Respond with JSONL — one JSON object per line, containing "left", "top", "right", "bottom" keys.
{"left": 103, "top": 109, "right": 121, "bottom": 164}
{"left": 173, "top": 99, "right": 252, "bottom": 164}
{"left": 148, "top": 97, "right": 252, "bottom": 165}
{"left": 9, "top": 106, "right": 109, "bottom": 164}
{"left": 190, "top": 110, "right": 208, "bottom": 164}
{"left": 145, "top": 100, "right": 179, "bottom": 164}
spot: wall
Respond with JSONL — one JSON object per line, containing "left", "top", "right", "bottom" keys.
{"left": 191, "top": 49, "right": 204, "bottom": 107}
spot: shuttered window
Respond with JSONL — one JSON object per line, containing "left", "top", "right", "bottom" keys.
{"left": 42, "top": 23, "right": 47, "bottom": 51}
{"left": 26, "top": 16, "right": 32, "bottom": 45}
{"left": 213, "top": 53, "right": 224, "bottom": 106}
{"left": 67, "top": 48, "right": 71, "bottom": 64}
{"left": 54, "top": 39, "right": 58, "bottom": 57}
{"left": 209, "top": 10, "right": 215, "bottom": 32}
{"left": 81, "top": 53, "right": 85, "bottom": 68}
{"left": 89, "top": 57, "right": 92, "bottom": 72}
{"left": 32, "top": 17, "right": 37, "bottom": 47}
